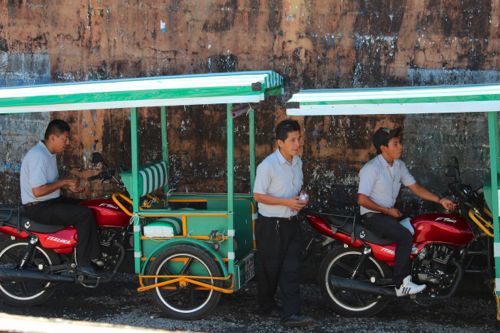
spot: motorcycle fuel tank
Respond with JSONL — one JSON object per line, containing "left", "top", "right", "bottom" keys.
{"left": 412, "top": 213, "right": 473, "bottom": 246}
{"left": 81, "top": 199, "right": 130, "bottom": 228}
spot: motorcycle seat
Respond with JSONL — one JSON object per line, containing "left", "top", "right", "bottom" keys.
{"left": 0, "top": 207, "right": 67, "bottom": 233}
{"left": 322, "top": 214, "right": 394, "bottom": 245}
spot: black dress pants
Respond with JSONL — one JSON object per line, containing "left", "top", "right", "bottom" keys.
{"left": 255, "top": 214, "right": 302, "bottom": 318}
{"left": 24, "top": 197, "right": 101, "bottom": 266}
{"left": 362, "top": 213, "right": 413, "bottom": 286}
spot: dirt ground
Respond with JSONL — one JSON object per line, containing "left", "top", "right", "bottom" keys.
{"left": 0, "top": 272, "right": 498, "bottom": 333}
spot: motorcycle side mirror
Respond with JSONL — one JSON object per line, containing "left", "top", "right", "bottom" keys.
{"left": 91, "top": 152, "right": 106, "bottom": 166}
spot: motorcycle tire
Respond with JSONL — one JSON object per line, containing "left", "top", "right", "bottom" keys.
{"left": 146, "top": 244, "right": 222, "bottom": 320}
{"left": 0, "top": 238, "right": 60, "bottom": 306}
{"left": 319, "top": 246, "right": 391, "bottom": 316}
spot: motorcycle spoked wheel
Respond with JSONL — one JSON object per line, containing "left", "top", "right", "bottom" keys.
{"left": 146, "top": 244, "right": 222, "bottom": 320}
{"left": 0, "top": 239, "right": 60, "bottom": 306}
{"left": 319, "top": 246, "right": 391, "bottom": 316}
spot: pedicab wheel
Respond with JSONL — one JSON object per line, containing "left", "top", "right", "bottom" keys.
{"left": 319, "top": 246, "right": 391, "bottom": 316}
{"left": 0, "top": 239, "right": 60, "bottom": 306}
{"left": 146, "top": 244, "right": 223, "bottom": 320}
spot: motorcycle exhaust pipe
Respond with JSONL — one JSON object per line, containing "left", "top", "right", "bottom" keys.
{"left": 330, "top": 275, "right": 396, "bottom": 297}
{"left": 0, "top": 268, "right": 75, "bottom": 283}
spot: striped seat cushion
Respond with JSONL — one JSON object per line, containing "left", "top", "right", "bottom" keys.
{"left": 138, "top": 161, "right": 168, "bottom": 197}
{"left": 120, "top": 161, "right": 168, "bottom": 197}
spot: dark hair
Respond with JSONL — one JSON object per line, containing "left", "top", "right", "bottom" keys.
{"left": 275, "top": 119, "right": 300, "bottom": 141}
{"left": 44, "top": 119, "right": 70, "bottom": 140}
{"left": 373, "top": 127, "right": 402, "bottom": 154}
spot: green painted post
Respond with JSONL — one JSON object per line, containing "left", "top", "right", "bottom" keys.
{"left": 487, "top": 112, "right": 500, "bottom": 321}
{"left": 130, "top": 108, "right": 142, "bottom": 273}
{"left": 161, "top": 106, "right": 169, "bottom": 193}
{"left": 249, "top": 107, "right": 256, "bottom": 193}
{"left": 227, "top": 104, "right": 235, "bottom": 277}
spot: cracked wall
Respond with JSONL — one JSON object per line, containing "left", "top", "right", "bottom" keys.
{"left": 0, "top": 0, "right": 499, "bottom": 213}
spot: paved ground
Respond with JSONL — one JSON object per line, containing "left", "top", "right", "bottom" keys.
{"left": 0, "top": 273, "right": 498, "bottom": 333}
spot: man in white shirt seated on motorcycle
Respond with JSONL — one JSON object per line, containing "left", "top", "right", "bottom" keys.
{"left": 357, "top": 127, "right": 456, "bottom": 297}
{"left": 20, "top": 119, "right": 102, "bottom": 278}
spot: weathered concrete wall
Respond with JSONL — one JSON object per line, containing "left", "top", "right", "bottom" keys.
{"left": 0, "top": 0, "right": 499, "bottom": 214}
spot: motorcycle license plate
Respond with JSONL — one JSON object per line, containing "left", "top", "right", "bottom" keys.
{"left": 242, "top": 253, "right": 255, "bottom": 284}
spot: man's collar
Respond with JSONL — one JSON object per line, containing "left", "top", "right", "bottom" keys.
{"left": 377, "top": 154, "right": 397, "bottom": 167}
{"left": 39, "top": 140, "right": 55, "bottom": 156}
{"left": 275, "top": 149, "right": 297, "bottom": 166}
{"left": 377, "top": 154, "right": 391, "bottom": 167}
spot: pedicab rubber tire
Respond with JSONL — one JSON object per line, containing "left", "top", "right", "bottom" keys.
{"left": 146, "top": 244, "right": 223, "bottom": 320}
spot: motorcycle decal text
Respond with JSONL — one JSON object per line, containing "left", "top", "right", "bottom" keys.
{"left": 46, "top": 236, "right": 71, "bottom": 244}
{"left": 99, "top": 203, "right": 119, "bottom": 210}
{"left": 435, "top": 217, "right": 457, "bottom": 223}
{"left": 381, "top": 248, "right": 395, "bottom": 255}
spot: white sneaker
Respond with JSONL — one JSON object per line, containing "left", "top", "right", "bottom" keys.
{"left": 395, "top": 275, "right": 426, "bottom": 297}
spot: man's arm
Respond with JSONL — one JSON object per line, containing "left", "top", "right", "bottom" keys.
{"left": 254, "top": 192, "right": 306, "bottom": 212}
{"left": 357, "top": 194, "right": 402, "bottom": 218}
{"left": 407, "top": 183, "right": 456, "bottom": 210}
{"left": 32, "top": 178, "right": 79, "bottom": 197}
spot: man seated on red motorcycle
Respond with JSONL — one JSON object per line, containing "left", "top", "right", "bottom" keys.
{"left": 20, "top": 119, "right": 102, "bottom": 278}
{"left": 357, "top": 127, "right": 456, "bottom": 297}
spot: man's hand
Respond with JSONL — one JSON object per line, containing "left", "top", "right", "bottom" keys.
{"left": 65, "top": 178, "right": 84, "bottom": 193}
{"left": 32, "top": 178, "right": 81, "bottom": 197}
{"left": 385, "top": 207, "right": 403, "bottom": 218}
{"left": 439, "top": 198, "right": 457, "bottom": 211}
{"left": 287, "top": 196, "right": 308, "bottom": 212}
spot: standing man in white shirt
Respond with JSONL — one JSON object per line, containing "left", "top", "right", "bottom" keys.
{"left": 357, "top": 127, "right": 455, "bottom": 296}
{"left": 253, "top": 119, "right": 313, "bottom": 328}
{"left": 20, "top": 119, "right": 102, "bottom": 278}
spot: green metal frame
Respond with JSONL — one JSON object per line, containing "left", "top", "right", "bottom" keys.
{"left": 139, "top": 238, "right": 229, "bottom": 277}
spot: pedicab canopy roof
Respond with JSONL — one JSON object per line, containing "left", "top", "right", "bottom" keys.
{"left": 286, "top": 84, "right": 500, "bottom": 116}
{"left": 0, "top": 71, "right": 283, "bottom": 114}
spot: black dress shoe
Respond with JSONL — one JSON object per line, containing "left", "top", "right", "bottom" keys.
{"left": 281, "top": 314, "right": 314, "bottom": 328}
{"left": 78, "top": 265, "right": 102, "bottom": 278}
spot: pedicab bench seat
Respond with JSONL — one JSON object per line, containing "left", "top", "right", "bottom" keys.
{"left": 120, "top": 162, "right": 183, "bottom": 237}
{"left": 120, "top": 161, "right": 168, "bottom": 198}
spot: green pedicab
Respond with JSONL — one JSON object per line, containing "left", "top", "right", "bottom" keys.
{"left": 0, "top": 71, "right": 284, "bottom": 319}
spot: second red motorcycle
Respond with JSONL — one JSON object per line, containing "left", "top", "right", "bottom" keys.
{"left": 304, "top": 159, "right": 493, "bottom": 316}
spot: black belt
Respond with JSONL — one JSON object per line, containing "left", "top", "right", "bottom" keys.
{"left": 24, "top": 197, "right": 60, "bottom": 207}
{"left": 258, "top": 214, "right": 299, "bottom": 222}
{"left": 362, "top": 212, "right": 379, "bottom": 219}
{"left": 23, "top": 201, "right": 41, "bottom": 207}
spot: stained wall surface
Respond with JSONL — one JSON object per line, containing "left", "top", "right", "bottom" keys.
{"left": 0, "top": 0, "right": 499, "bottom": 213}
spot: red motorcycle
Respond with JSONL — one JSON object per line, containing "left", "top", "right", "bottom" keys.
{"left": 0, "top": 154, "right": 133, "bottom": 306}
{"left": 304, "top": 159, "right": 493, "bottom": 316}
